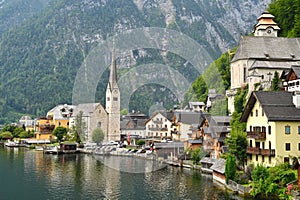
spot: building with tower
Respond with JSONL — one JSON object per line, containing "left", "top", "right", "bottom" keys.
{"left": 105, "top": 49, "right": 121, "bottom": 141}
{"left": 227, "top": 11, "right": 300, "bottom": 114}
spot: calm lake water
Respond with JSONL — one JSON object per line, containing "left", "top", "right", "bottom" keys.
{"left": 0, "top": 146, "right": 243, "bottom": 200}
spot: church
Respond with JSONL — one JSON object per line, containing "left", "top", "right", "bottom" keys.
{"left": 46, "top": 50, "right": 121, "bottom": 142}
{"left": 227, "top": 11, "right": 300, "bottom": 114}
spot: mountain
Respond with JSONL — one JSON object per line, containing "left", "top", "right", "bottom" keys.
{"left": 0, "top": 0, "right": 267, "bottom": 123}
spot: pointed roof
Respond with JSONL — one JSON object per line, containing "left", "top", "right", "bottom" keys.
{"left": 241, "top": 91, "right": 300, "bottom": 122}
{"left": 108, "top": 48, "right": 118, "bottom": 90}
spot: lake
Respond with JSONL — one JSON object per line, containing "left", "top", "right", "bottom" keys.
{"left": 0, "top": 146, "right": 243, "bottom": 200}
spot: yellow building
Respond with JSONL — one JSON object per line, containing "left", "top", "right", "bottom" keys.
{"left": 241, "top": 91, "right": 300, "bottom": 167}
{"left": 46, "top": 104, "right": 75, "bottom": 129}
{"left": 35, "top": 117, "right": 55, "bottom": 141}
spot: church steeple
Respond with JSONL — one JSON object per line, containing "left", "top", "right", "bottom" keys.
{"left": 253, "top": 11, "right": 280, "bottom": 37}
{"left": 108, "top": 48, "right": 118, "bottom": 91}
{"left": 105, "top": 46, "right": 120, "bottom": 141}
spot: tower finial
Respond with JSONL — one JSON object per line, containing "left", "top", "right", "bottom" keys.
{"left": 108, "top": 39, "right": 117, "bottom": 90}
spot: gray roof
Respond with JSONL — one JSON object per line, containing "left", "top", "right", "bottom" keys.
{"left": 187, "top": 139, "right": 203, "bottom": 144}
{"left": 241, "top": 91, "right": 300, "bottom": 122}
{"left": 210, "top": 159, "right": 226, "bottom": 174}
{"left": 249, "top": 60, "right": 300, "bottom": 70}
{"left": 47, "top": 104, "right": 76, "bottom": 119}
{"left": 176, "top": 111, "right": 205, "bottom": 125}
{"left": 232, "top": 36, "right": 300, "bottom": 62}
{"left": 120, "top": 118, "right": 147, "bottom": 130}
{"left": 200, "top": 157, "right": 217, "bottom": 164}
{"left": 73, "top": 103, "right": 105, "bottom": 117}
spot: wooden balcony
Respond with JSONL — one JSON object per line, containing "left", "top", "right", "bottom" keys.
{"left": 247, "top": 131, "right": 266, "bottom": 140}
{"left": 149, "top": 127, "right": 168, "bottom": 131}
{"left": 246, "top": 147, "right": 260, "bottom": 155}
{"left": 260, "top": 149, "right": 275, "bottom": 156}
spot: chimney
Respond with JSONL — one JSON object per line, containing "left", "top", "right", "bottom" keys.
{"left": 293, "top": 92, "right": 300, "bottom": 108}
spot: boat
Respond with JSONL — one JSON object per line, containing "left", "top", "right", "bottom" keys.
{"left": 4, "top": 140, "right": 21, "bottom": 147}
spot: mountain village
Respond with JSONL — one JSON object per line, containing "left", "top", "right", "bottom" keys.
{"left": 2, "top": 9, "right": 300, "bottom": 198}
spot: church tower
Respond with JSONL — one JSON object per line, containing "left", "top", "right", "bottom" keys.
{"left": 106, "top": 49, "right": 120, "bottom": 141}
{"left": 253, "top": 11, "right": 280, "bottom": 37}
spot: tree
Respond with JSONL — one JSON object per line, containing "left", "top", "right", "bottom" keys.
{"left": 191, "top": 147, "right": 207, "bottom": 164}
{"left": 53, "top": 126, "right": 68, "bottom": 142}
{"left": 120, "top": 108, "right": 128, "bottom": 116}
{"left": 0, "top": 131, "right": 13, "bottom": 140}
{"left": 70, "top": 111, "right": 87, "bottom": 143}
{"left": 226, "top": 131, "right": 247, "bottom": 167}
{"left": 92, "top": 128, "right": 104, "bottom": 144}
{"left": 271, "top": 71, "right": 280, "bottom": 91}
{"left": 225, "top": 155, "right": 236, "bottom": 183}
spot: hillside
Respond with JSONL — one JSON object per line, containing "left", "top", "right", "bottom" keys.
{"left": 0, "top": 0, "right": 267, "bottom": 123}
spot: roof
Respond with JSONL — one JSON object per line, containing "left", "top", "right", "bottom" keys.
{"left": 120, "top": 118, "right": 147, "bottom": 130}
{"left": 200, "top": 157, "right": 217, "bottom": 164}
{"left": 187, "top": 139, "right": 203, "bottom": 144}
{"left": 232, "top": 36, "right": 300, "bottom": 62}
{"left": 249, "top": 60, "right": 299, "bottom": 70}
{"left": 284, "top": 65, "right": 300, "bottom": 81}
{"left": 146, "top": 110, "right": 174, "bottom": 124}
{"left": 241, "top": 91, "right": 300, "bottom": 122}
{"left": 176, "top": 111, "right": 205, "bottom": 125}
{"left": 210, "top": 159, "right": 226, "bottom": 174}
{"left": 73, "top": 103, "right": 105, "bottom": 117}
{"left": 47, "top": 104, "right": 76, "bottom": 119}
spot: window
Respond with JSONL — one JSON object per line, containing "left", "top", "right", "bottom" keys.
{"left": 97, "top": 122, "right": 101, "bottom": 128}
{"left": 250, "top": 126, "right": 252, "bottom": 132}
{"left": 250, "top": 140, "right": 253, "bottom": 147}
{"left": 262, "top": 111, "right": 264, "bottom": 116}
{"left": 243, "top": 66, "right": 247, "bottom": 83}
{"left": 285, "top": 143, "right": 291, "bottom": 151}
{"left": 113, "top": 97, "right": 118, "bottom": 101}
{"left": 251, "top": 111, "right": 253, "bottom": 117}
{"left": 298, "top": 126, "right": 300, "bottom": 134}
{"left": 255, "top": 109, "right": 258, "bottom": 117}
{"left": 256, "top": 155, "right": 258, "bottom": 161}
{"left": 269, "top": 156, "right": 272, "bottom": 164}
{"left": 285, "top": 126, "right": 291, "bottom": 134}
{"left": 261, "top": 75, "right": 264, "bottom": 80}
{"left": 298, "top": 143, "right": 300, "bottom": 151}
{"left": 268, "top": 126, "right": 271, "bottom": 135}
{"left": 284, "top": 157, "right": 290, "bottom": 163}
{"left": 107, "top": 97, "right": 110, "bottom": 101}
{"left": 58, "top": 122, "right": 61, "bottom": 126}
{"left": 249, "top": 154, "right": 252, "bottom": 160}
{"left": 262, "top": 155, "right": 265, "bottom": 162}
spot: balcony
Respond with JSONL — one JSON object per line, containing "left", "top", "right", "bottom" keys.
{"left": 247, "top": 147, "right": 276, "bottom": 156}
{"left": 260, "top": 149, "right": 275, "bottom": 156}
{"left": 247, "top": 131, "right": 266, "bottom": 140}
{"left": 149, "top": 127, "right": 168, "bottom": 131}
{"left": 246, "top": 147, "right": 260, "bottom": 155}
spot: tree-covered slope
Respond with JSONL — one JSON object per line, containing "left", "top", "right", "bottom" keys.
{"left": 0, "top": 0, "right": 267, "bottom": 123}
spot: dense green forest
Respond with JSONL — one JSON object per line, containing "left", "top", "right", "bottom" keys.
{"left": 0, "top": 0, "right": 284, "bottom": 123}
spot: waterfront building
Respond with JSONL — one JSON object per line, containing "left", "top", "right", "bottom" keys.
{"left": 35, "top": 116, "right": 55, "bottom": 141}
{"left": 200, "top": 115, "right": 231, "bottom": 158}
{"left": 227, "top": 11, "right": 300, "bottom": 114}
{"left": 241, "top": 91, "right": 300, "bottom": 166}
{"left": 120, "top": 111, "right": 148, "bottom": 141}
{"left": 18, "top": 115, "right": 35, "bottom": 132}
{"left": 145, "top": 111, "right": 174, "bottom": 141}
{"left": 46, "top": 104, "right": 75, "bottom": 129}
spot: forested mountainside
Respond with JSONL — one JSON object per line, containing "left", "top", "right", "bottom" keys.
{"left": 0, "top": 0, "right": 267, "bottom": 123}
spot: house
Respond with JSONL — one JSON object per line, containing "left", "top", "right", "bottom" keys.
{"left": 120, "top": 112, "right": 149, "bottom": 143}
{"left": 186, "top": 101, "right": 205, "bottom": 112}
{"left": 46, "top": 104, "right": 75, "bottom": 129}
{"left": 200, "top": 115, "right": 231, "bottom": 158}
{"left": 145, "top": 111, "right": 174, "bottom": 141}
{"left": 173, "top": 110, "right": 205, "bottom": 141}
{"left": 18, "top": 115, "right": 35, "bottom": 132}
{"left": 281, "top": 65, "right": 300, "bottom": 92}
{"left": 35, "top": 116, "right": 55, "bottom": 141}
{"left": 241, "top": 91, "right": 300, "bottom": 166}
{"left": 227, "top": 11, "right": 300, "bottom": 114}
{"left": 210, "top": 158, "right": 226, "bottom": 184}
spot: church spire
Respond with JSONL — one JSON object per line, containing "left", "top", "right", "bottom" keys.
{"left": 108, "top": 46, "right": 118, "bottom": 91}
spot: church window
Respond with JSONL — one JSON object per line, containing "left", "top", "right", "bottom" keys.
{"left": 98, "top": 122, "right": 101, "bottom": 128}
{"left": 113, "top": 97, "right": 118, "bottom": 101}
{"left": 107, "top": 97, "right": 110, "bottom": 101}
{"left": 243, "top": 66, "right": 247, "bottom": 83}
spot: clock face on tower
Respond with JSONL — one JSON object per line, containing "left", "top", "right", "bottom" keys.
{"left": 266, "top": 27, "right": 273, "bottom": 34}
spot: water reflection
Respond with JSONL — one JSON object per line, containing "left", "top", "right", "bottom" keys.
{"left": 0, "top": 146, "right": 246, "bottom": 200}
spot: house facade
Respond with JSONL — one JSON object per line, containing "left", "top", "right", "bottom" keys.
{"left": 35, "top": 116, "right": 55, "bottom": 141}
{"left": 120, "top": 112, "right": 148, "bottom": 140}
{"left": 200, "top": 115, "right": 231, "bottom": 158}
{"left": 241, "top": 91, "right": 300, "bottom": 166}
{"left": 145, "top": 111, "right": 174, "bottom": 141}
